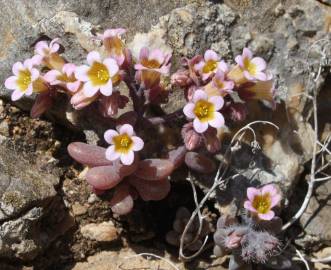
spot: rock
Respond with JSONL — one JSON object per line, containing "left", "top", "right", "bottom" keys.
{"left": 0, "top": 144, "right": 72, "bottom": 261}
{"left": 297, "top": 180, "right": 331, "bottom": 249}
{"left": 80, "top": 221, "right": 118, "bottom": 242}
{"left": 72, "top": 203, "right": 87, "bottom": 216}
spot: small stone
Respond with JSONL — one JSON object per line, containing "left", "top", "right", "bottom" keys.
{"left": 87, "top": 193, "right": 99, "bottom": 204}
{"left": 80, "top": 221, "right": 118, "bottom": 242}
{"left": 72, "top": 203, "right": 87, "bottom": 216}
{"left": 0, "top": 120, "right": 9, "bottom": 136}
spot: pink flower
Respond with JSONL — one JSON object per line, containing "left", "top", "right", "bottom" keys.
{"left": 97, "top": 28, "right": 126, "bottom": 65}
{"left": 235, "top": 48, "right": 267, "bottom": 81}
{"left": 35, "top": 38, "right": 60, "bottom": 58}
{"left": 194, "top": 50, "right": 227, "bottom": 81}
{"left": 5, "top": 58, "right": 40, "bottom": 101}
{"left": 75, "top": 51, "right": 119, "bottom": 97}
{"left": 135, "top": 47, "right": 171, "bottom": 88}
{"left": 44, "top": 63, "right": 81, "bottom": 93}
{"left": 104, "top": 124, "right": 144, "bottom": 165}
{"left": 183, "top": 89, "right": 225, "bottom": 133}
{"left": 211, "top": 69, "right": 234, "bottom": 93}
{"left": 244, "top": 184, "right": 281, "bottom": 220}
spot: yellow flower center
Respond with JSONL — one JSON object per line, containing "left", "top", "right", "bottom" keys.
{"left": 252, "top": 193, "right": 271, "bottom": 214}
{"left": 113, "top": 133, "right": 133, "bottom": 154}
{"left": 243, "top": 58, "right": 257, "bottom": 75}
{"left": 17, "top": 69, "right": 32, "bottom": 92}
{"left": 202, "top": 60, "right": 217, "bottom": 73}
{"left": 194, "top": 99, "right": 214, "bottom": 122}
{"left": 141, "top": 59, "right": 161, "bottom": 69}
{"left": 88, "top": 62, "right": 110, "bottom": 86}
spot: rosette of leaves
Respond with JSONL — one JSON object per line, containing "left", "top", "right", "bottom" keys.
{"left": 68, "top": 142, "right": 187, "bottom": 215}
{"left": 165, "top": 207, "right": 211, "bottom": 251}
{"left": 213, "top": 215, "right": 284, "bottom": 270}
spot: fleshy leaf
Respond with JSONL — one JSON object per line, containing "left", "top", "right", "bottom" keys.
{"left": 68, "top": 142, "right": 112, "bottom": 167}
{"left": 109, "top": 183, "right": 134, "bottom": 215}
{"left": 86, "top": 159, "right": 139, "bottom": 190}
{"left": 167, "top": 146, "right": 187, "bottom": 169}
{"left": 184, "top": 152, "right": 216, "bottom": 173}
{"left": 129, "top": 177, "right": 171, "bottom": 201}
{"left": 134, "top": 159, "right": 174, "bottom": 180}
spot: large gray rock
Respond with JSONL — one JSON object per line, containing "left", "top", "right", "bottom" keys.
{"left": 0, "top": 144, "right": 73, "bottom": 261}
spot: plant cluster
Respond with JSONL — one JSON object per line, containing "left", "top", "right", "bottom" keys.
{"left": 4, "top": 27, "right": 281, "bottom": 267}
{"left": 213, "top": 185, "right": 283, "bottom": 269}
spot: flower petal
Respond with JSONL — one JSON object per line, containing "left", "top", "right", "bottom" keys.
{"left": 208, "top": 112, "right": 225, "bottom": 128}
{"left": 247, "top": 187, "right": 260, "bottom": 201}
{"left": 105, "top": 145, "right": 120, "bottom": 161}
{"left": 149, "top": 49, "right": 164, "bottom": 64}
{"left": 244, "top": 200, "right": 257, "bottom": 213}
{"left": 243, "top": 70, "right": 255, "bottom": 81}
{"left": 251, "top": 57, "right": 266, "bottom": 71}
{"left": 242, "top": 48, "right": 252, "bottom": 59}
{"left": 11, "top": 90, "right": 24, "bottom": 101}
{"left": 30, "top": 68, "right": 40, "bottom": 81}
{"left": 12, "top": 62, "right": 24, "bottom": 76}
{"left": 183, "top": 103, "right": 195, "bottom": 119}
{"left": 235, "top": 55, "right": 244, "bottom": 67}
{"left": 119, "top": 124, "right": 134, "bottom": 136}
{"left": 261, "top": 184, "right": 277, "bottom": 196}
{"left": 204, "top": 50, "right": 218, "bottom": 61}
{"left": 62, "top": 63, "right": 76, "bottom": 76}
{"left": 132, "top": 136, "right": 144, "bottom": 151}
{"left": 271, "top": 194, "right": 281, "bottom": 208}
{"left": 87, "top": 51, "right": 101, "bottom": 65}
{"left": 44, "top": 70, "right": 61, "bottom": 83}
{"left": 104, "top": 129, "right": 119, "bottom": 144}
{"left": 139, "top": 47, "right": 149, "bottom": 60}
{"left": 120, "top": 151, "right": 134, "bottom": 165}
{"left": 25, "top": 84, "right": 33, "bottom": 96}
{"left": 193, "top": 118, "right": 208, "bottom": 133}
{"left": 99, "top": 80, "right": 113, "bottom": 96}
{"left": 83, "top": 81, "right": 99, "bottom": 97}
{"left": 255, "top": 72, "right": 268, "bottom": 81}
{"left": 5, "top": 76, "right": 18, "bottom": 90}
{"left": 35, "top": 41, "right": 48, "bottom": 56}
{"left": 192, "top": 89, "right": 208, "bottom": 103}
{"left": 194, "top": 61, "right": 205, "bottom": 72}
{"left": 66, "top": 81, "right": 81, "bottom": 93}
{"left": 258, "top": 211, "right": 275, "bottom": 221}
{"left": 209, "top": 96, "right": 224, "bottom": 111}
{"left": 75, "top": 65, "right": 90, "bottom": 82}
{"left": 218, "top": 60, "right": 229, "bottom": 73}
{"left": 103, "top": 58, "right": 119, "bottom": 76}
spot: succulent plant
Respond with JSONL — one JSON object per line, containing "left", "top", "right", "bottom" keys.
{"left": 166, "top": 207, "right": 211, "bottom": 251}
{"left": 68, "top": 142, "right": 186, "bottom": 215}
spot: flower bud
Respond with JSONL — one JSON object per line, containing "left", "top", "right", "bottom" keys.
{"left": 171, "top": 69, "right": 191, "bottom": 87}
{"left": 70, "top": 89, "right": 98, "bottom": 110}
{"left": 181, "top": 122, "right": 202, "bottom": 151}
{"left": 203, "top": 127, "right": 221, "bottom": 153}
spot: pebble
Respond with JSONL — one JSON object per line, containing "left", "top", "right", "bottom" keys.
{"left": 80, "top": 221, "right": 118, "bottom": 242}
{"left": 72, "top": 203, "right": 88, "bottom": 216}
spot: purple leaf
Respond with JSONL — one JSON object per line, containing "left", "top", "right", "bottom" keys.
{"left": 109, "top": 183, "right": 134, "bottom": 215}
{"left": 68, "top": 142, "right": 112, "bottom": 167}
{"left": 86, "top": 159, "right": 139, "bottom": 190}
{"left": 184, "top": 152, "right": 216, "bottom": 174}
{"left": 134, "top": 159, "right": 174, "bottom": 180}
{"left": 167, "top": 146, "right": 187, "bottom": 169}
{"left": 116, "top": 111, "right": 138, "bottom": 128}
{"left": 129, "top": 177, "right": 171, "bottom": 201}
